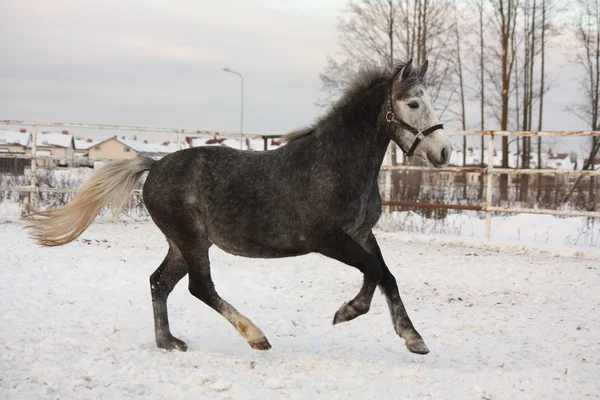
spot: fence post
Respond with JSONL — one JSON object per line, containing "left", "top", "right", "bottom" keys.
{"left": 485, "top": 131, "right": 494, "bottom": 240}
{"left": 29, "top": 124, "right": 37, "bottom": 210}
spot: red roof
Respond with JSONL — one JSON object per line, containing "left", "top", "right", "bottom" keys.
{"left": 550, "top": 153, "right": 569, "bottom": 160}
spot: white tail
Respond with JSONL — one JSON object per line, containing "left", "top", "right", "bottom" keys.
{"left": 26, "top": 157, "right": 155, "bottom": 247}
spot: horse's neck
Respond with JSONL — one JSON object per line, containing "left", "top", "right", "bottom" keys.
{"left": 315, "top": 127, "right": 390, "bottom": 185}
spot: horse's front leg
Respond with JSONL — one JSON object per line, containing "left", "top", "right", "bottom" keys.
{"left": 317, "top": 229, "right": 382, "bottom": 324}
{"left": 368, "top": 232, "right": 429, "bottom": 355}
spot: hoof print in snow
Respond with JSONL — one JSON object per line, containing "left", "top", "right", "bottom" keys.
{"left": 264, "top": 378, "right": 285, "bottom": 390}
{"left": 209, "top": 379, "right": 232, "bottom": 392}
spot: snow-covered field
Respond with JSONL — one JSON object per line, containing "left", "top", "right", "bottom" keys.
{"left": 1, "top": 220, "right": 599, "bottom": 399}
{"left": 379, "top": 212, "right": 600, "bottom": 252}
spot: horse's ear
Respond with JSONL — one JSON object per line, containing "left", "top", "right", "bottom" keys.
{"left": 395, "top": 59, "right": 413, "bottom": 82}
{"left": 419, "top": 60, "right": 429, "bottom": 79}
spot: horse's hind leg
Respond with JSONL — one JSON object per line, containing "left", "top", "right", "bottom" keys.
{"left": 179, "top": 239, "right": 271, "bottom": 350}
{"left": 150, "top": 242, "right": 189, "bottom": 351}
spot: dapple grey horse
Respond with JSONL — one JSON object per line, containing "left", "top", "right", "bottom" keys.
{"left": 27, "top": 60, "right": 451, "bottom": 355}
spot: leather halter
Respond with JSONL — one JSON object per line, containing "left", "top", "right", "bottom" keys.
{"left": 385, "top": 98, "right": 444, "bottom": 157}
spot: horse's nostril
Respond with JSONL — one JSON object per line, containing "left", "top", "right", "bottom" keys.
{"left": 441, "top": 147, "right": 449, "bottom": 164}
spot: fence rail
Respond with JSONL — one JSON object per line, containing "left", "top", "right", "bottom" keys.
{"left": 380, "top": 129, "right": 600, "bottom": 239}
{"left": 2, "top": 120, "right": 599, "bottom": 241}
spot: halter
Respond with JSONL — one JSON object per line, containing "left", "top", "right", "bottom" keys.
{"left": 385, "top": 97, "right": 444, "bottom": 157}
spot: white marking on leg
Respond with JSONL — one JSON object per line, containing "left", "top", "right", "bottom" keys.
{"left": 221, "top": 303, "right": 265, "bottom": 342}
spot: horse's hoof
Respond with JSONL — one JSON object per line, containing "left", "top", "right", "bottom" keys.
{"left": 249, "top": 337, "right": 272, "bottom": 350}
{"left": 157, "top": 337, "right": 188, "bottom": 352}
{"left": 332, "top": 302, "right": 367, "bottom": 325}
{"left": 405, "top": 339, "right": 429, "bottom": 355}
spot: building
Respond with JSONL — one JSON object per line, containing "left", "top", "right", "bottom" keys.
{"left": 0, "top": 130, "right": 31, "bottom": 174}
{"left": 88, "top": 137, "right": 143, "bottom": 160}
{"left": 25, "top": 131, "right": 74, "bottom": 167}
{"left": 87, "top": 136, "right": 187, "bottom": 161}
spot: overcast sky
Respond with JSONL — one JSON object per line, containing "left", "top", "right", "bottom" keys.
{"left": 0, "top": 0, "right": 592, "bottom": 152}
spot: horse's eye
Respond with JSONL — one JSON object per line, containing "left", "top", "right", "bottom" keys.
{"left": 408, "top": 102, "right": 419, "bottom": 109}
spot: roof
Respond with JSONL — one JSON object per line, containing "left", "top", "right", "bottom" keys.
{"left": 35, "top": 132, "right": 73, "bottom": 148}
{"left": 550, "top": 153, "right": 569, "bottom": 160}
{"left": 0, "top": 130, "right": 30, "bottom": 147}
{"left": 144, "top": 140, "right": 186, "bottom": 154}
{"left": 116, "top": 138, "right": 153, "bottom": 153}
{"left": 188, "top": 136, "right": 282, "bottom": 151}
{"left": 94, "top": 137, "right": 185, "bottom": 154}
{"left": 74, "top": 137, "right": 98, "bottom": 150}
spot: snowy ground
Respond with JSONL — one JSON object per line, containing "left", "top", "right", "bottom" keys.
{"left": 1, "top": 220, "right": 599, "bottom": 399}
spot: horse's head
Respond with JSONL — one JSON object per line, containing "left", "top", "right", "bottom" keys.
{"left": 386, "top": 60, "right": 451, "bottom": 167}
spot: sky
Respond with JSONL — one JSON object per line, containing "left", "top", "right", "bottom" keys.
{"left": 0, "top": 0, "right": 593, "bottom": 153}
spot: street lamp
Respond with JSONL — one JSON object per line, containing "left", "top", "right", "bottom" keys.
{"left": 223, "top": 67, "right": 244, "bottom": 150}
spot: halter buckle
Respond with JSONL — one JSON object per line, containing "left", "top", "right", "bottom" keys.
{"left": 416, "top": 132, "right": 424, "bottom": 140}
{"left": 385, "top": 111, "right": 396, "bottom": 123}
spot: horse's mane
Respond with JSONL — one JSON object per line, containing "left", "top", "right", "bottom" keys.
{"left": 281, "top": 126, "right": 314, "bottom": 144}
{"left": 282, "top": 62, "right": 421, "bottom": 144}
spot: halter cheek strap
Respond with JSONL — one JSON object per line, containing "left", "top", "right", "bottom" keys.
{"left": 385, "top": 98, "right": 444, "bottom": 157}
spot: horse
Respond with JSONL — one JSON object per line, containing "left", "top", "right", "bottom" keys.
{"left": 26, "top": 59, "right": 452, "bottom": 355}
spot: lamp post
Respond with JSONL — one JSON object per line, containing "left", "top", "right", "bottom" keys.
{"left": 223, "top": 67, "right": 244, "bottom": 150}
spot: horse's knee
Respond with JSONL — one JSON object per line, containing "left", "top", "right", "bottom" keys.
{"left": 150, "top": 271, "right": 165, "bottom": 298}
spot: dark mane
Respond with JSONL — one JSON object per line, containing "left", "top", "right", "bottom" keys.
{"left": 282, "top": 62, "right": 422, "bottom": 144}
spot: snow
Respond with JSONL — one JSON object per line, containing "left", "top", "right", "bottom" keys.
{"left": 1, "top": 220, "right": 599, "bottom": 399}
{"left": 189, "top": 136, "right": 282, "bottom": 151}
{"left": 379, "top": 212, "right": 600, "bottom": 253}
{"left": 116, "top": 138, "right": 154, "bottom": 154}
{"left": 145, "top": 140, "right": 187, "bottom": 154}
{"left": 0, "top": 130, "right": 31, "bottom": 147}
{"left": 35, "top": 132, "right": 73, "bottom": 148}
{"left": 73, "top": 138, "right": 98, "bottom": 150}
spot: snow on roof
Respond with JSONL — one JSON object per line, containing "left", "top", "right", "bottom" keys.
{"left": 0, "top": 130, "right": 30, "bottom": 147}
{"left": 188, "top": 136, "right": 283, "bottom": 151}
{"left": 144, "top": 140, "right": 186, "bottom": 154}
{"left": 110, "top": 138, "right": 185, "bottom": 154}
{"left": 190, "top": 136, "right": 229, "bottom": 148}
{"left": 35, "top": 132, "right": 73, "bottom": 148}
{"left": 116, "top": 138, "right": 153, "bottom": 153}
{"left": 74, "top": 137, "right": 98, "bottom": 150}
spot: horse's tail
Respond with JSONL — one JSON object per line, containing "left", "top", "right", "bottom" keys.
{"left": 25, "top": 157, "right": 155, "bottom": 247}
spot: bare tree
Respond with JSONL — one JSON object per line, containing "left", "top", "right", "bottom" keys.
{"left": 536, "top": 0, "right": 547, "bottom": 201}
{"left": 490, "top": 0, "right": 520, "bottom": 201}
{"left": 453, "top": 11, "right": 468, "bottom": 198}
{"left": 565, "top": 0, "right": 600, "bottom": 207}
{"left": 319, "top": 0, "right": 455, "bottom": 108}
{"left": 519, "top": 0, "right": 537, "bottom": 202}
{"left": 471, "top": 0, "right": 488, "bottom": 200}
{"left": 318, "top": 1, "right": 396, "bottom": 106}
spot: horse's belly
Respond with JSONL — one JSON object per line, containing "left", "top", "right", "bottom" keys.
{"left": 214, "top": 241, "right": 308, "bottom": 259}
{"left": 210, "top": 232, "right": 310, "bottom": 259}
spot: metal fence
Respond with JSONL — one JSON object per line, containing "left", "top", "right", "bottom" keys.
{"left": 1, "top": 120, "right": 600, "bottom": 241}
